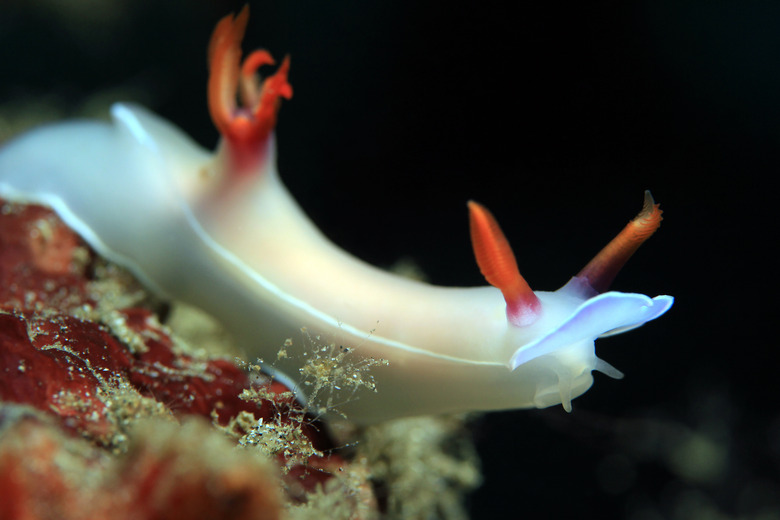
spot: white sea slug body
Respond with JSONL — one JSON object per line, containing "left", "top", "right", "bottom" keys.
{"left": 0, "top": 7, "right": 673, "bottom": 424}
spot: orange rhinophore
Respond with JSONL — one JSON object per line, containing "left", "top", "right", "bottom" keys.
{"left": 576, "top": 191, "right": 663, "bottom": 294}
{"left": 468, "top": 200, "right": 541, "bottom": 327}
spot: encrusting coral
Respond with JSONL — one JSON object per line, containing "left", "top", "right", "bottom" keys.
{"left": 0, "top": 199, "right": 350, "bottom": 516}
{"left": 0, "top": 198, "right": 481, "bottom": 519}
{"left": 0, "top": 410, "right": 282, "bottom": 520}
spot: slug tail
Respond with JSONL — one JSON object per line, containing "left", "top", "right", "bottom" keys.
{"left": 207, "top": 5, "right": 292, "bottom": 176}
{"left": 575, "top": 191, "right": 663, "bottom": 294}
{"left": 468, "top": 201, "right": 541, "bottom": 327}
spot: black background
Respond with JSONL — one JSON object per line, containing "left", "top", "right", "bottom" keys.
{"left": 1, "top": 1, "right": 777, "bottom": 518}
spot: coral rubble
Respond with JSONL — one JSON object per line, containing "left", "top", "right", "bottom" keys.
{"left": 0, "top": 199, "right": 480, "bottom": 519}
{"left": 0, "top": 199, "right": 364, "bottom": 518}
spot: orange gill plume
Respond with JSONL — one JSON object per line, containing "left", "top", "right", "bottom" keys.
{"left": 207, "top": 5, "right": 293, "bottom": 175}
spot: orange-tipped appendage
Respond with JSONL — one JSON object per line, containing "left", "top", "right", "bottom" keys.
{"left": 207, "top": 5, "right": 293, "bottom": 175}
{"left": 468, "top": 201, "right": 541, "bottom": 327}
{"left": 576, "top": 190, "right": 663, "bottom": 294}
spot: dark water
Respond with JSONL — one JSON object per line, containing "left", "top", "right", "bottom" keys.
{"left": 1, "top": 1, "right": 776, "bottom": 518}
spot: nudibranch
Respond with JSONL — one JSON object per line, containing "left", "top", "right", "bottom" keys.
{"left": 0, "top": 7, "right": 672, "bottom": 424}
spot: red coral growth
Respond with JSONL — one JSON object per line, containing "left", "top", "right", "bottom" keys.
{"left": 114, "top": 418, "right": 283, "bottom": 520}
{"left": 0, "top": 202, "right": 92, "bottom": 309}
{"left": 0, "top": 311, "right": 119, "bottom": 442}
{"left": 0, "top": 415, "right": 80, "bottom": 520}
{"left": 0, "top": 412, "right": 282, "bottom": 520}
{"left": 0, "top": 199, "right": 304, "bottom": 446}
{"left": 0, "top": 309, "right": 292, "bottom": 444}
{"left": 0, "top": 199, "right": 358, "bottom": 517}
